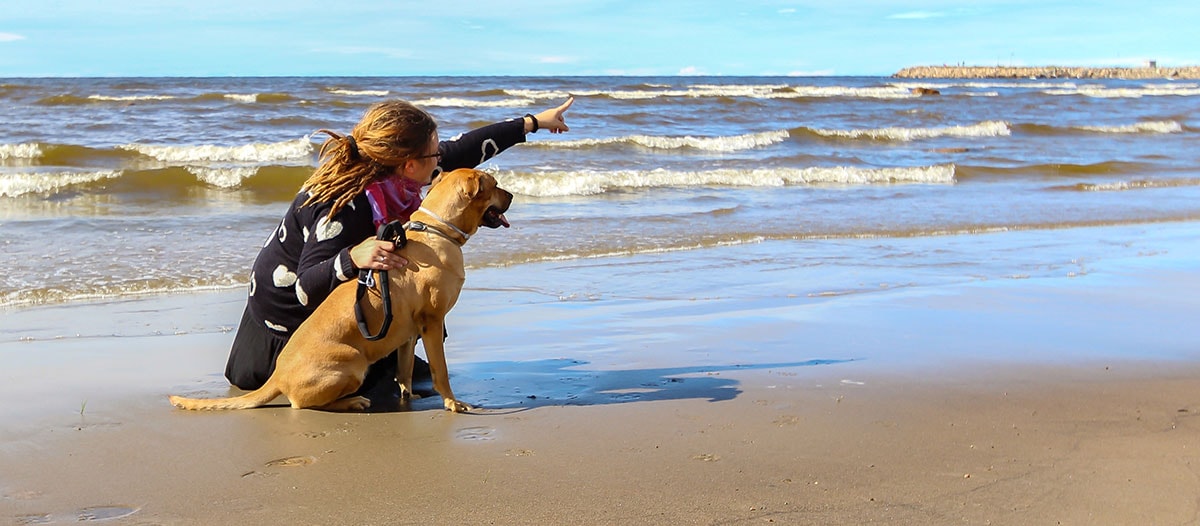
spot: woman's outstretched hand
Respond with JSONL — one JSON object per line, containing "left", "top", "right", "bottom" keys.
{"left": 530, "top": 96, "right": 574, "bottom": 134}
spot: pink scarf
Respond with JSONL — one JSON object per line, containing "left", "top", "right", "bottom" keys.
{"left": 363, "top": 176, "right": 424, "bottom": 229}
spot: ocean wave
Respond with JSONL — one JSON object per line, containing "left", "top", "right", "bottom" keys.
{"left": 805, "top": 121, "right": 1011, "bottom": 141}
{"left": 186, "top": 166, "right": 265, "bottom": 188}
{"left": 496, "top": 164, "right": 956, "bottom": 197}
{"left": 1013, "top": 120, "right": 1184, "bottom": 136}
{"left": 413, "top": 97, "right": 536, "bottom": 108}
{"left": 88, "top": 94, "right": 179, "bottom": 102}
{"left": 0, "top": 170, "right": 122, "bottom": 197}
{"left": 328, "top": 88, "right": 390, "bottom": 96}
{"left": 485, "top": 235, "right": 768, "bottom": 268}
{"left": 1077, "top": 120, "right": 1183, "bottom": 134}
{"left": 504, "top": 84, "right": 918, "bottom": 100}
{"left": 224, "top": 94, "right": 260, "bottom": 103}
{"left": 956, "top": 161, "right": 1156, "bottom": 180}
{"left": 0, "top": 165, "right": 314, "bottom": 198}
{"left": 892, "top": 80, "right": 1080, "bottom": 90}
{"left": 0, "top": 282, "right": 243, "bottom": 310}
{"left": 118, "top": 137, "right": 314, "bottom": 163}
{"left": 1053, "top": 178, "right": 1200, "bottom": 192}
{"left": 532, "top": 130, "right": 790, "bottom": 152}
{"left": 1043, "top": 85, "right": 1200, "bottom": 98}
{"left": 0, "top": 142, "right": 42, "bottom": 160}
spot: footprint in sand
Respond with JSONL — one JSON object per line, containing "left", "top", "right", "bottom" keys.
{"left": 265, "top": 455, "right": 318, "bottom": 467}
{"left": 455, "top": 426, "right": 496, "bottom": 441}
{"left": 693, "top": 453, "right": 721, "bottom": 462}
{"left": 15, "top": 506, "right": 138, "bottom": 524}
{"left": 773, "top": 415, "right": 801, "bottom": 426}
{"left": 78, "top": 506, "right": 138, "bottom": 521}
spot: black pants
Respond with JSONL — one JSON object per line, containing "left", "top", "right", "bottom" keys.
{"left": 224, "top": 305, "right": 429, "bottom": 394}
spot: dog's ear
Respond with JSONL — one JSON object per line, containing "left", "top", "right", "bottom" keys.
{"left": 458, "top": 171, "right": 481, "bottom": 200}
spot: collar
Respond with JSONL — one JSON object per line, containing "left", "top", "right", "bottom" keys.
{"left": 407, "top": 206, "right": 470, "bottom": 246}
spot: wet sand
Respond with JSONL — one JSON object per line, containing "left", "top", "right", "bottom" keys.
{"left": 2, "top": 226, "right": 1200, "bottom": 525}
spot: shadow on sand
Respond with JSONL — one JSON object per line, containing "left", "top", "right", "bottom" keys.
{"left": 368, "top": 358, "right": 856, "bottom": 413}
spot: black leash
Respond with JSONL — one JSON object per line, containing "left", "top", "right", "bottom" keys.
{"left": 355, "top": 220, "right": 407, "bottom": 341}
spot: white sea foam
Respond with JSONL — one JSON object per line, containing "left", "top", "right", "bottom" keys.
{"left": 414, "top": 97, "right": 535, "bottom": 108}
{"left": 537, "top": 130, "right": 790, "bottom": 152}
{"left": 496, "top": 164, "right": 955, "bottom": 197}
{"left": 87, "top": 94, "right": 177, "bottom": 102}
{"left": 892, "top": 81, "right": 1079, "bottom": 90}
{"left": 118, "top": 137, "right": 314, "bottom": 163}
{"left": 1043, "top": 85, "right": 1200, "bottom": 98}
{"left": 187, "top": 166, "right": 263, "bottom": 188}
{"left": 788, "top": 85, "right": 914, "bottom": 99}
{"left": 812, "top": 121, "right": 1010, "bottom": 141}
{"left": 0, "top": 143, "right": 42, "bottom": 160}
{"left": 1075, "top": 178, "right": 1200, "bottom": 192}
{"left": 506, "top": 84, "right": 916, "bottom": 100}
{"left": 328, "top": 89, "right": 390, "bottom": 96}
{"left": 484, "top": 236, "right": 769, "bottom": 268}
{"left": 504, "top": 88, "right": 604, "bottom": 99}
{"left": 1077, "top": 120, "right": 1183, "bottom": 134}
{"left": 0, "top": 170, "right": 121, "bottom": 197}
{"left": 224, "top": 94, "right": 259, "bottom": 103}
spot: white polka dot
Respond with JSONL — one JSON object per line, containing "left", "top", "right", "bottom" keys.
{"left": 316, "top": 216, "right": 343, "bottom": 241}
{"left": 248, "top": 271, "right": 256, "bottom": 296}
{"left": 480, "top": 139, "right": 499, "bottom": 163}
{"left": 302, "top": 226, "right": 310, "bottom": 241}
{"left": 264, "top": 320, "right": 288, "bottom": 332}
{"left": 277, "top": 223, "right": 287, "bottom": 243}
{"left": 273, "top": 265, "right": 297, "bottom": 287}
{"left": 335, "top": 253, "right": 350, "bottom": 282}
{"left": 296, "top": 282, "right": 309, "bottom": 306}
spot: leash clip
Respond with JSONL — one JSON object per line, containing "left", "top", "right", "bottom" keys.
{"left": 357, "top": 269, "right": 375, "bottom": 288}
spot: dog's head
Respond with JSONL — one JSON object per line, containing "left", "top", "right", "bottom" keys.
{"left": 423, "top": 168, "right": 513, "bottom": 238}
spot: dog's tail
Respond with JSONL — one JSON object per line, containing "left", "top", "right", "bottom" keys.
{"left": 168, "top": 378, "right": 282, "bottom": 411}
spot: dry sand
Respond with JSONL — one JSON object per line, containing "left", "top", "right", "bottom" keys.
{"left": 2, "top": 228, "right": 1199, "bottom": 525}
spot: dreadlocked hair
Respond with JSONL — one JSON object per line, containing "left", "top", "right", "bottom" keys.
{"left": 302, "top": 100, "right": 438, "bottom": 219}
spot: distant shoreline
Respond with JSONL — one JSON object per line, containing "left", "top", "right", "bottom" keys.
{"left": 894, "top": 65, "right": 1200, "bottom": 80}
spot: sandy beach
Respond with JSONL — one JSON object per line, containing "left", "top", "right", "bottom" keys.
{"left": 2, "top": 224, "right": 1200, "bottom": 525}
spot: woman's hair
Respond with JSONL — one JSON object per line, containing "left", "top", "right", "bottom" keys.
{"left": 302, "top": 100, "right": 438, "bottom": 218}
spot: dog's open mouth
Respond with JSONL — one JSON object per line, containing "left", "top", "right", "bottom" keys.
{"left": 482, "top": 206, "right": 510, "bottom": 229}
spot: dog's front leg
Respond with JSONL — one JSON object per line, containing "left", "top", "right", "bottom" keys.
{"left": 395, "top": 337, "right": 420, "bottom": 401}
{"left": 421, "top": 318, "right": 472, "bottom": 413}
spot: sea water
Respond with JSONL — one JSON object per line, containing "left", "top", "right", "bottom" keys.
{"left": 1, "top": 76, "right": 1198, "bottom": 308}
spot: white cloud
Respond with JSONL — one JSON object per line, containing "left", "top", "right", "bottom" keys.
{"left": 538, "top": 56, "right": 574, "bottom": 64}
{"left": 0, "top": 32, "right": 26, "bottom": 42}
{"left": 888, "top": 11, "right": 945, "bottom": 20}
{"left": 778, "top": 8, "right": 796, "bottom": 14}
{"left": 678, "top": 66, "right": 703, "bottom": 75}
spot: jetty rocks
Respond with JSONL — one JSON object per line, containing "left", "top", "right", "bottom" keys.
{"left": 894, "top": 65, "right": 1200, "bottom": 80}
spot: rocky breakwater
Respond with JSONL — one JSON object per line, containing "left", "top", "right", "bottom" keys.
{"left": 894, "top": 65, "right": 1200, "bottom": 79}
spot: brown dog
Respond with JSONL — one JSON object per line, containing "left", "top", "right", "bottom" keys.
{"left": 169, "top": 168, "right": 513, "bottom": 412}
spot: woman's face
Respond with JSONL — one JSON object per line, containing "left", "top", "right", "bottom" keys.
{"left": 398, "top": 131, "right": 441, "bottom": 185}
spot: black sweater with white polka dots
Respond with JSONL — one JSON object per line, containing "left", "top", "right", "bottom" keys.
{"left": 246, "top": 118, "right": 526, "bottom": 337}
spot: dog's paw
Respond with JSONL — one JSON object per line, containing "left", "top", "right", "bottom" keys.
{"left": 444, "top": 399, "right": 474, "bottom": 413}
{"left": 320, "top": 396, "right": 371, "bottom": 412}
{"left": 399, "top": 385, "right": 422, "bottom": 401}
{"left": 345, "top": 396, "right": 371, "bottom": 411}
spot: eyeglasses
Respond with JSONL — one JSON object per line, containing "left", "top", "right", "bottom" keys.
{"left": 414, "top": 151, "right": 442, "bottom": 161}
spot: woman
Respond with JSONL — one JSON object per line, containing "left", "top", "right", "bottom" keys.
{"left": 225, "top": 97, "right": 574, "bottom": 392}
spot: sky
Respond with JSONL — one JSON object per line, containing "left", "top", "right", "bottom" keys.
{"left": 1, "top": 0, "right": 1198, "bottom": 77}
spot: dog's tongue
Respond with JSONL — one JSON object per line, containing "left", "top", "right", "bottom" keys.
{"left": 497, "top": 212, "right": 510, "bottom": 228}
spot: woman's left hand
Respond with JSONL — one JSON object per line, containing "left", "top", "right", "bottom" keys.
{"left": 530, "top": 96, "right": 574, "bottom": 134}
